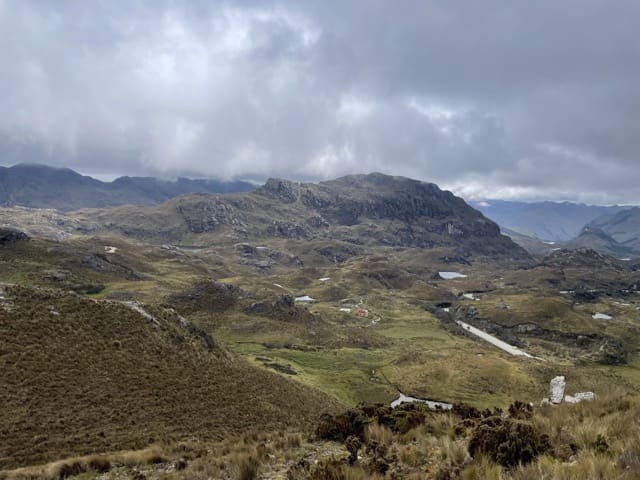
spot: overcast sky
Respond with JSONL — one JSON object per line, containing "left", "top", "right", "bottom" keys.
{"left": 1, "top": 1, "right": 639, "bottom": 203}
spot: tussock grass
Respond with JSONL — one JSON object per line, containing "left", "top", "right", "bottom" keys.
{"left": 0, "top": 285, "right": 342, "bottom": 470}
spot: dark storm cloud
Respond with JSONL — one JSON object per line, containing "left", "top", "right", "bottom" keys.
{"left": 0, "top": 0, "right": 638, "bottom": 202}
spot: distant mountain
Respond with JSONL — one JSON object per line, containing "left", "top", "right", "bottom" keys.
{"left": 0, "top": 172, "right": 532, "bottom": 263}
{"left": 0, "top": 163, "right": 255, "bottom": 210}
{"left": 564, "top": 226, "right": 634, "bottom": 258}
{"left": 472, "top": 200, "right": 629, "bottom": 241}
{"left": 572, "top": 207, "right": 640, "bottom": 256}
{"left": 500, "top": 227, "right": 561, "bottom": 257}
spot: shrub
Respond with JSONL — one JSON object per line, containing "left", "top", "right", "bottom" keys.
{"left": 345, "top": 435, "right": 362, "bottom": 465}
{"left": 468, "top": 417, "right": 551, "bottom": 468}
{"left": 592, "top": 434, "right": 609, "bottom": 454}
{"left": 316, "top": 410, "right": 367, "bottom": 441}
{"left": 508, "top": 401, "right": 533, "bottom": 420}
{"left": 231, "top": 453, "right": 260, "bottom": 480}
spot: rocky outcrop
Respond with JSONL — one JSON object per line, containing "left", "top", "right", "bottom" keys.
{"left": 176, "top": 197, "right": 243, "bottom": 233}
{"left": 256, "top": 178, "right": 300, "bottom": 203}
{"left": 245, "top": 294, "right": 317, "bottom": 323}
{"left": 550, "top": 376, "right": 566, "bottom": 404}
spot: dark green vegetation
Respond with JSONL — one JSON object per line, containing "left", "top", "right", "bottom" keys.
{"left": 2, "top": 173, "right": 640, "bottom": 477}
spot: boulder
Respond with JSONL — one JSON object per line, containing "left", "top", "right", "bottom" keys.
{"left": 574, "top": 392, "right": 595, "bottom": 402}
{"left": 550, "top": 376, "right": 566, "bottom": 404}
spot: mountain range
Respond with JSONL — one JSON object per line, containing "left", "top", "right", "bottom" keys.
{"left": 0, "top": 164, "right": 254, "bottom": 211}
{"left": 472, "top": 199, "right": 628, "bottom": 241}
{"left": 0, "top": 172, "right": 531, "bottom": 263}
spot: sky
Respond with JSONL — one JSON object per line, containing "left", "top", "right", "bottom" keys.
{"left": 1, "top": 0, "right": 639, "bottom": 203}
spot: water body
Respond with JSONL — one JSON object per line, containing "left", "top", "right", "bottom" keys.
{"left": 295, "top": 295, "right": 315, "bottom": 302}
{"left": 439, "top": 271, "right": 467, "bottom": 280}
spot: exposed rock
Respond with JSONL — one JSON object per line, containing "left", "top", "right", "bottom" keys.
{"left": 550, "top": 376, "right": 566, "bottom": 404}
{"left": 565, "top": 392, "right": 595, "bottom": 404}
{"left": 0, "top": 228, "right": 29, "bottom": 245}
{"left": 256, "top": 178, "right": 299, "bottom": 203}
{"left": 267, "top": 221, "right": 308, "bottom": 239}
{"left": 306, "top": 214, "right": 329, "bottom": 228}
{"left": 177, "top": 197, "right": 242, "bottom": 233}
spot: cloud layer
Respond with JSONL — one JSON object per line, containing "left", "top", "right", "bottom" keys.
{"left": 1, "top": 0, "right": 639, "bottom": 202}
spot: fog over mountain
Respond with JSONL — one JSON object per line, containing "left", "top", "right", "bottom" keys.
{"left": 1, "top": 1, "right": 640, "bottom": 203}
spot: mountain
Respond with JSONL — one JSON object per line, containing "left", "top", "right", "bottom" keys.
{"left": 0, "top": 283, "right": 341, "bottom": 469}
{"left": 576, "top": 207, "right": 640, "bottom": 256}
{"left": 564, "top": 226, "right": 634, "bottom": 258}
{"left": 0, "top": 164, "right": 255, "bottom": 211}
{"left": 472, "top": 199, "right": 629, "bottom": 241}
{"left": 0, "top": 173, "right": 532, "bottom": 263}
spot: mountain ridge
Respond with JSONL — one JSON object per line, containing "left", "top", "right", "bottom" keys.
{"left": 0, "top": 172, "right": 532, "bottom": 263}
{"left": 473, "top": 199, "right": 630, "bottom": 241}
{"left": 0, "top": 163, "right": 255, "bottom": 211}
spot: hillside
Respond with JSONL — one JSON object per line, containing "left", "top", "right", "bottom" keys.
{"left": 473, "top": 200, "right": 628, "bottom": 241}
{"left": 0, "top": 164, "right": 254, "bottom": 210}
{"left": 0, "top": 284, "right": 341, "bottom": 470}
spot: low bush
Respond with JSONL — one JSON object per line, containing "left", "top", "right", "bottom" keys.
{"left": 468, "top": 417, "right": 551, "bottom": 468}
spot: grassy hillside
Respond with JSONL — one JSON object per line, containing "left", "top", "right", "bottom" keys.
{"left": 0, "top": 285, "right": 342, "bottom": 470}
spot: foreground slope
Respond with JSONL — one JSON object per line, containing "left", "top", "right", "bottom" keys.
{"left": 0, "top": 284, "right": 341, "bottom": 469}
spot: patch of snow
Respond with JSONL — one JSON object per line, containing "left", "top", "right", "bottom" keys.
{"left": 273, "top": 283, "right": 287, "bottom": 290}
{"left": 391, "top": 392, "right": 452, "bottom": 410}
{"left": 319, "top": 277, "right": 331, "bottom": 282}
{"left": 443, "top": 307, "right": 450, "bottom": 312}
{"left": 295, "top": 295, "right": 315, "bottom": 302}
{"left": 551, "top": 248, "right": 561, "bottom": 251}
{"left": 463, "top": 293, "right": 475, "bottom": 300}
{"left": 620, "top": 258, "right": 632, "bottom": 261}
{"left": 592, "top": 313, "right": 612, "bottom": 320}
{"left": 339, "top": 308, "right": 352, "bottom": 313}
{"left": 543, "top": 241, "right": 556, "bottom": 245}
{"left": 456, "top": 320, "right": 534, "bottom": 358}
{"left": 104, "top": 246, "right": 118, "bottom": 254}
{"left": 439, "top": 271, "right": 467, "bottom": 280}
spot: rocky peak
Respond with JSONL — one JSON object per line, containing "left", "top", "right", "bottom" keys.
{"left": 256, "top": 178, "right": 300, "bottom": 203}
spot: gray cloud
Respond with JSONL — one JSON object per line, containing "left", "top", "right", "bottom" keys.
{"left": 0, "top": 0, "right": 639, "bottom": 203}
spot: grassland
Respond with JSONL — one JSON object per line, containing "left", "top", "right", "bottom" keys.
{"left": 3, "top": 229, "right": 640, "bottom": 474}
